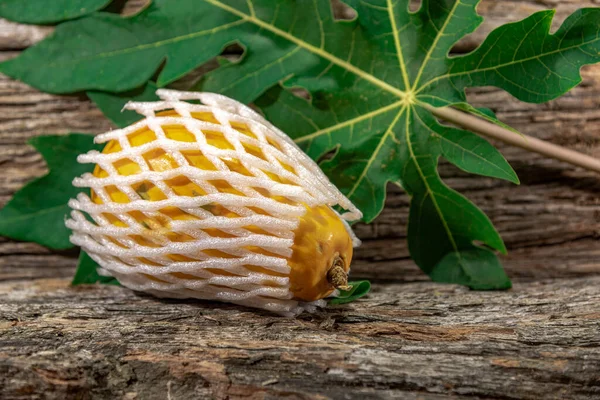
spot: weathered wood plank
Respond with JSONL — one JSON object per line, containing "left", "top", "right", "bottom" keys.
{"left": 1, "top": 276, "right": 599, "bottom": 399}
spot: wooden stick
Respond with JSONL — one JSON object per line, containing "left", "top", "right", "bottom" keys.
{"left": 424, "top": 104, "right": 600, "bottom": 174}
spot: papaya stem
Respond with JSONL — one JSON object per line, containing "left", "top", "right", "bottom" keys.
{"left": 327, "top": 255, "right": 352, "bottom": 291}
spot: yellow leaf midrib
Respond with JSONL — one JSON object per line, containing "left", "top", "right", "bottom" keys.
{"left": 411, "top": 0, "right": 463, "bottom": 90}
{"left": 415, "top": 34, "right": 600, "bottom": 95}
{"left": 412, "top": 108, "right": 511, "bottom": 179}
{"left": 345, "top": 105, "right": 408, "bottom": 199}
{"left": 203, "top": 0, "right": 416, "bottom": 200}
{"left": 386, "top": 0, "right": 411, "bottom": 89}
{"left": 44, "top": 19, "right": 247, "bottom": 67}
{"left": 204, "top": 0, "right": 467, "bottom": 204}
{"left": 405, "top": 107, "right": 459, "bottom": 254}
{"left": 294, "top": 100, "right": 405, "bottom": 144}
{"left": 204, "top": 0, "right": 408, "bottom": 99}
{"left": 0, "top": 203, "right": 69, "bottom": 225}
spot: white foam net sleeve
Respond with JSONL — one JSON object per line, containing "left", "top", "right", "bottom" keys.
{"left": 66, "top": 89, "right": 362, "bottom": 317}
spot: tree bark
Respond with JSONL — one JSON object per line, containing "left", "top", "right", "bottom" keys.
{"left": 2, "top": 276, "right": 600, "bottom": 400}
{"left": 1, "top": 1, "right": 600, "bottom": 399}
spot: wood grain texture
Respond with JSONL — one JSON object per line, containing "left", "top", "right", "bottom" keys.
{"left": 0, "top": 1, "right": 600, "bottom": 398}
{"left": 1, "top": 276, "right": 599, "bottom": 399}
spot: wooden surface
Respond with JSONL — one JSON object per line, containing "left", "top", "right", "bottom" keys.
{"left": 1, "top": 1, "right": 600, "bottom": 399}
{"left": 2, "top": 276, "right": 600, "bottom": 400}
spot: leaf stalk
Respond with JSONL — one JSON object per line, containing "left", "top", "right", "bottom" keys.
{"left": 425, "top": 104, "right": 600, "bottom": 174}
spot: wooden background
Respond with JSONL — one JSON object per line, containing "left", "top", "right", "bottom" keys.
{"left": 1, "top": 1, "right": 599, "bottom": 399}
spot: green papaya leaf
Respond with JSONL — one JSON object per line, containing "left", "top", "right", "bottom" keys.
{"left": 419, "top": 9, "right": 600, "bottom": 105}
{"left": 73, "top": 251, "right": 120, "bottom": 285}
{"left": 431, "top": 248, "right": 511, "bottom": 290}
{"left": 419, "top": 108, "right": 519, "bottom": 184}
{"left": 0, "top": 0, "right": 112, "bottom": 24}
{"left": 5, "top": 1, "right": 600, "bottom": 289}
{"left": 329, "top": 280, "right": 371, "bottom": 305}
{"left": 0, "top": 134, "right": 102, "bottom": 249}
{"left": 87, "top": 82, "right": 160, "bottom": 128}
{"left": 0, "top": 0, "right": 321, "bottom": 96}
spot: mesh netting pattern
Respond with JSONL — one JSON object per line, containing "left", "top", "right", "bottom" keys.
{"left": 66, "top": 89, "right": 362, "bottom": 316}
